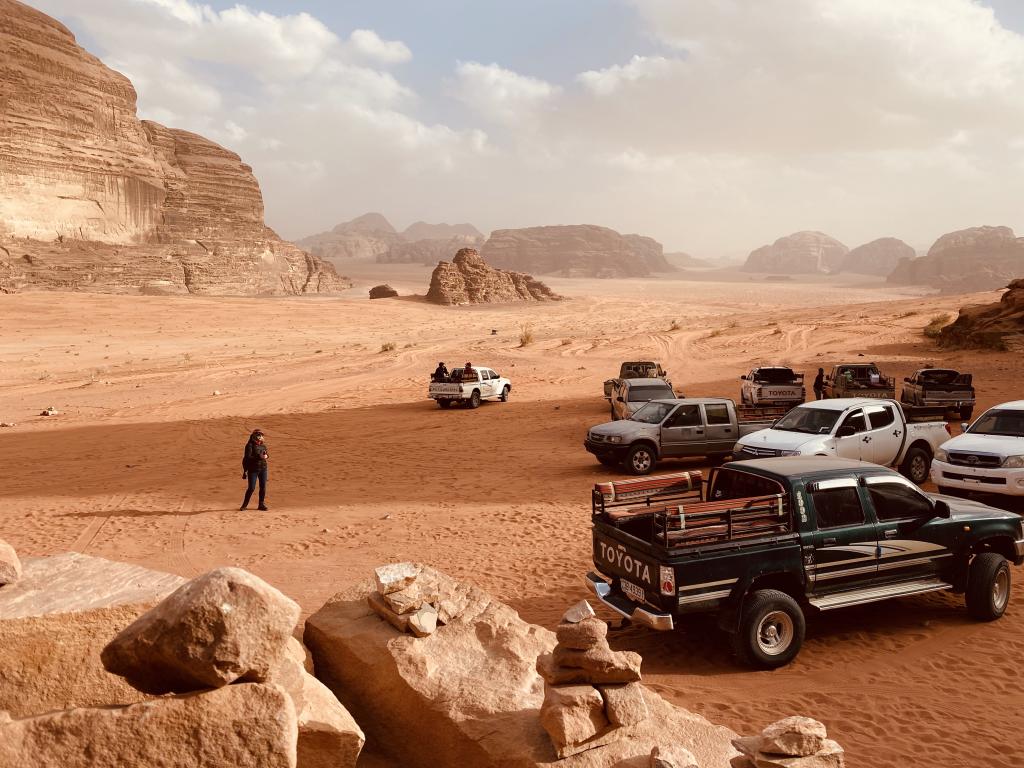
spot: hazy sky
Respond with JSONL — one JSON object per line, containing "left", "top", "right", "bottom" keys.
{"left": 34, "top": 0, "right": 1024, "bottom": 257}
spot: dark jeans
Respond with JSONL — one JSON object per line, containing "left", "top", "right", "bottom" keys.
{"left": 242, "top": 467, "right": 267, "bottom": 508}
{"left": 814, "top": 388, "right": 824, "bottom": 400}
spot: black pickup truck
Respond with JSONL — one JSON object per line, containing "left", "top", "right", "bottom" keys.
{"left": 587, "top": 457, "right": 1024, "bottom": 668}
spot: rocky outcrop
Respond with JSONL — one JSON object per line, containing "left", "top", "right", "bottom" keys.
{"left": 888, "top": 226, "right": 1024, "bottom": 292}
{"left": 0, "top": 539, "right": 21, "bottom": 585}
{"left": 0, "top": 683, "right": 298, "bottom": 768}
{"left": 369, "top": 284, "right": 399, "bottom": 299}
{"left": 732, "top": 716, "right": 845, "bottom": 768}
{"left": 839, "top": 237, "right": 916, "bottom": 276}
{"left": 743, "top": 232, "right": 849, "bottom": 274}
{"left": 379, "top": 235, "right": 484, "bottom": 264}
{"left": 402, "top": 221, "right": 483, "bottom": 241}
{"left": 304, "top": 564, "right": 740, "bottom": 768}
{"left": 0, "top": 0, "right": 345, "bottom": 295}
{"left": 297, "top": 213, "right": 401, "bottom": 262}
{"left": 0, "top": 553, "right": 186, "bottom": 718}
{"left": 940, "top": 279, "right": 1024, "bottom": 350}
{"left": 480, "top": 225, "right": 673, "bottom": 278}
{"left": 426, "top": 248, "right": 560, "bottom": 305}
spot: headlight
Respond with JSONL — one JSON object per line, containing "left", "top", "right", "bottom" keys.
{"left": 607, "top": 436, "right": 622, "bottom": 444}
{"left": 1003, "top": 455, "right": 1024, "bottom": 468}
{"left": 934, "top": 448, "right": 949, "bottom": 462}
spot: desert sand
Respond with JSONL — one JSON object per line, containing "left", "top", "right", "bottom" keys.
{"left": 2, "top": 272, "right": 1022, "bottom": 767}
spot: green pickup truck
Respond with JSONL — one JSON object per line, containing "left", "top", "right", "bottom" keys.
{"left": 587, "top": 457, "right": 1024, "bottom": 668}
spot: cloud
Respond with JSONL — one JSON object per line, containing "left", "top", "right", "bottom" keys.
{"left": 577, "top": 55, "right": 679, "bottom": 96}
{"left": 453, "top": 61, "right": 561, "bottom": 122}
{"left": 346, "top": 29, "right": 412, "bottom": 65}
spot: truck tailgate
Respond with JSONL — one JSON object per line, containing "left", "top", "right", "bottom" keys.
{"left": 593, "top": 527, "right": 661, "bottom": 605}
{"left": 429, "top": 383, "right": 463, "bottom": 396}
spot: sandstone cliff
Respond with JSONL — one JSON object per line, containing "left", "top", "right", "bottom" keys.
{"left": 888, "top": 226, "right": 1024, "bottom": 293}
{"left": 839, "top": 237, "right": 916, "bottom": 276}
{"left": 940, "top": 279, "right": 1024, "bottom": 350}
{"left": 426, "top": 248, "right": 560, "bottom": 305}
{"left": 402, "top": 221, "right": 482, "bottom": 241}
{"left": 380, "top": 235, "right": 484, "bottom": 265}
{"left": 480, "top": 225, "right": 673, "bottom": 278}
{"left": 0, "top": 0, "right": 345, "bottom": 295}
{"left": 742, "top": 231, "right": 849, "bottom": 274}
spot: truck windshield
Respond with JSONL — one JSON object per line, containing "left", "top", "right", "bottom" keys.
{"left": 630, "top": 402, "right": 675, "bottom": 424}
{"left": 773, "top": 406, "right": 840, "bottom": 434}
{"left": 755, "top": 368, "right": 797, "bottom": 384}
{"left": 969, "top": 409, "right": 1024, "bottom": 437}
{"left": 628, "top": 385, "right": 673, "bottom": 402}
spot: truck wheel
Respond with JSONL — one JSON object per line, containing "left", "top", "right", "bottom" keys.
{"left": 732, "top": 590, "right": 805, "bottom": 669}
{"left": 437, "top": 399, "right": 451, "bottom": 409}
{"left": 966, "top": 552, "right": 1010, "bottom": 621}
{"left": 898, "top": 446, "right": 931, "bottom": 485}
{"left": 500, "top": 385, "right": 510, "bottom": 402}
{"left": 624, "top": 444, "right": 656, "bottom": 475}
{"left": 960, "top": 406, "right": 974, "bottom": 421}
{"left": 468, "top": 390, "right": 481, "bottom": 409}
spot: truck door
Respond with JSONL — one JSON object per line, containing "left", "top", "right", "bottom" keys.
{"left": 660, "top": 403, "right": 704, "bottom": 456}
{"left": 833, "top": 408, "right": 868, "bottom": 460}
{"left": 861, "top": 404, "right": 903, "bottom": 465}
{"left": 806, "top": 477, "right": 878, "bottom": 595}
{"left": 701, "top": 402, "right": 737, "bottom": 454}
{"left": 863, "top": 475, "right": 949, "bottom": 582}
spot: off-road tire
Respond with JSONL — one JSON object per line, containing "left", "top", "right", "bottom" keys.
{"left": 437, "top": 399, "right": 451, "bottom": 409}
{"left": 731, "top": 589, "right": 805, "bottom": 669}
{"left": 500, "top": 385, "right": 510, "bottom": 402}
{"left": 899, "top": 445, "right": 931, "bottom": 485}
{"left": 960, "top": 406, "right": 974, "bottom": 421}
{"left": 468, "top": 390, "right": 481, "bottom": 409}
{"left": 624, "top": 443, "right": 657, "bottom": 476}
{"left": 966, "top": 552, "right": 1010, "bottom": 621}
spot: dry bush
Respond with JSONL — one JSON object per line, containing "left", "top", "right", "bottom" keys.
{"left": 519, "top": 324, "right": 535, "bottom": 347}
{"left": 380, "top": 341, "right": 397, "bottom": 353}
{"left": 560, "top": 338, "right": 573, "bottom": 346}
{"left": 923, "top": 314, "right": 951, "bottom": 339}
{"left": 773, "top": 326, "right": 784, "bottom": 335}
{"left": 668, "top": 319, "right": 681, "bottom": 331}
{"left": 707, "top": 328, "right": 723, "bottom": 339}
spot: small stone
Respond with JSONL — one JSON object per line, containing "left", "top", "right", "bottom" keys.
{"left": 367, "top": 591, "right": 410, "bottom": 633}
{"left": 551, "top": 643, "right": 642, "bottom": 683}
{"left": 537, "top": 649, "right": 641, "bottom": 686}
{"left": 383, "top": 582, "right": 439, "bottom": 615}
{"left": 599, "top": 682, "right": 648, "bottom": 727}
{"left": 374, "top": 563, "right": 420, "bottom": 595}
{"left": 561, "top": 600, "right": 596, "bottom": 624}
{"left": 539, "top": 683, "right": 608, "bottom": 756}
{"left": 555, "top": 616, "right": 607, "bottom": 650}
{"left": 761, "top": 716, "right": 828, "bottom": 757}
{"left": 731, "top": 737, "right": 844, "bottom": 768}
{"left": 408, "top": 604, "right": 438, "bottom": 638}
{"left": 651, "top": 744, "right": 700, "bottom": 768}
{"left": 0, "top": 540, "right": 22, "bottom": 586}
{"left": 212, "top": 390, "right": 221, "bottom": 396}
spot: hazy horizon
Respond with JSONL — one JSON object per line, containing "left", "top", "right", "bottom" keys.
{"left": 33, "top": 0, "right": 1024, "bottom": 258}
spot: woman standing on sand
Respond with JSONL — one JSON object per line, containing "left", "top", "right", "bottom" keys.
{"left": 240, "top": 429, "right": 269, "bottom": 511}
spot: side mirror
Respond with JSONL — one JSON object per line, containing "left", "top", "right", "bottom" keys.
{"left": 933, "top": 500, "right": 951, "bottom": 519}
{"left": 836, "top": 425, "right": 856, "bottom": 438}
{"left": 960, "top": 422, "right": 969, "bottom": 433}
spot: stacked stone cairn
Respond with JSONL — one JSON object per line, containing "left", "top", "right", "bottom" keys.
{"left": 731, "top": 716, "right": 845, "bottom": 768}
{"left": 366, "top": 563, "right": 443, "bottom": 637}
{"left": 535, "top": 600, "right": 652, "bottom": 758}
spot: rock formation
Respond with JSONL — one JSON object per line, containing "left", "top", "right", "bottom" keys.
{"left": 304, "top": 563, "right": 740, "bottom": 768}
{"left": 939, "top": 279, "right": 1024, "bottom": 350}
{"left": 742, "top": 231, "right": 849, "bottom": 274}
{"left": 426, "top": 248, "right": 561, "bottom": 305}
{"left": 402, "top": 221, "right": 483, "bottom": 242}
{"left": 665, "top": 252, "right": 713, "bottom": 269}
{"left": 369, "top": 284, "right": 399, "bottom": 299}
{"left": 888, "top": 226, "right": 1024, "bottom": 292}
{"left": 297, "top": 213, "right": 402, "bottom": 261}
{"left": 0, "top": 538, "right": 21, "bottom": 585}
{"left": 480, "top": 225, "right": 674, "bottom": 278}
{"left": 0, "top": 0, "right": 345, "bottom": 295}
{"left": 839, "top": 237, "right": 916, "bottom": 276}
{"left": 379, "top": 235, "right": 484, "bottom": 265}
{"left": 732, "top": 716, "right": 845, "bottom": 767}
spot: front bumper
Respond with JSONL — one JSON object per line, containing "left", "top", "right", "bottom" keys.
{"left": 931, "top": 459, "right": 1024, "bottom": 498}
{"left": 584, "top": 440, "right": 628, "bottom": 460}
{"left": 586, "top": 571, "right": 674, "bottom": 631}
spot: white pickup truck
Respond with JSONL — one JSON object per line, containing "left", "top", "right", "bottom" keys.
{"left": 733, "top": 398, "right": 950, "bottom": 484}
{"left": 932, "top": 400, "right": 1024, "bottom": 499}
{"left": 740, "top": 366, "right": 805, "bottom": 406}
{"left": 428, "top": 366, "right": 511, "bottom": 409}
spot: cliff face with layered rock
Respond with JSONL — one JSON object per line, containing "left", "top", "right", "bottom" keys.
{"left": 480, "top": 225, "right": 674, "bottom": 278}
{"left": 426, "top": 248, "right": 560, "bottom": 305}
{"left": 840, "top": 237, "right": 916, "bottom": 276}
{"left": 742, "top": 231, "right": 849, "bottom": 274}
{"left": 940, "top": 279, "right": 1024, "bottom": 350}
{"left": 0, "top": 0, "right": 345, "bottom": 295}
{"left": 888, "top": 226, "right": 1024, "bottom": 293}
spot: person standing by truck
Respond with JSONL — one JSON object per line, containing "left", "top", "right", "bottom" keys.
{"left": 240, "top": 429, "right": 269, "bottom": 511}
{"left": 813, "top": 368, "right": 825, "bottom": 400}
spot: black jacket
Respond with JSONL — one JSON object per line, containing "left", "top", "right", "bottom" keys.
{"left": 813, "top": 372, "right": 825, "bottom": 390}
{"left": 242, "top": 439, "right": 268, "bottom": 472}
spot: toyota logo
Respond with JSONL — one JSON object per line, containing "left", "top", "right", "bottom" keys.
{"left": 967, "top": 455, "right": 979, "bottom": 465}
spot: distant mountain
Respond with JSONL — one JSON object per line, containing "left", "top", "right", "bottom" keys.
{"left": 297, "top": 214, "right": 485, "bottom": 262}
{"left": 888, "top": 225, "right": 1024, "bottom": 293}
{"left": 839, "top": 237, "right": 916, "bottom": 277}
{"left": 742, "top": 231, "right": 848, "bottom": 274}
{"left": 333, "top": 212, "right": 397, "bottom": 236}
{"left": 664, "top": 251, "right": 713, "bottom": 269}
{"left": 402, "top": 221, "right": 482, "bottom": 241}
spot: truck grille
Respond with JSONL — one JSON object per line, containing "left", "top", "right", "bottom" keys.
{"left": 738, "top": 445, "right": 778, "bottom": 458}
{"left": 588, "top": 433, "right": 607, "bottom": 444}
{"left": 948, "top": 452, "right": 1003, "bottom": 468}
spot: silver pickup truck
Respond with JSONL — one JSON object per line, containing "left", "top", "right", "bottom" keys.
{"left": 584, "top": 397, "right": 781, "bottom": 475}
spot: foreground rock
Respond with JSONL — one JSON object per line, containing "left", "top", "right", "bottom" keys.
{"left": 742, "top": 232, "right": 848, "bottom": 274}
{"left": 427, "top": 248, "right": 561, "bottom": 305}
{"left": 940, "top": 279, "right": 1024, "bottom": 350}
{"left": 838, "top": 237, "right": 916, "bottom": 276}
{"left": 305, "top": 564, "right": 739, "bottom": 767}
{"left": 0, "top": 0, "right": 345, "bottom": 295}
{"left": 481, "top": 225, "right": 673, "bottom": 278}
{"left": 102, "top": 566, "right": 300, "bottom": 694}
{"left": 0, "top": 552, "right": 185, "bottom": 717}
{"left": 369, "top": 284, "right": 399, "bottom": 299}
{"left": 888, "top": 225, "right": 1024, "bottom": 292}
{"left": 732, "top": 717, "right": 844, "bottom": 768}
{"left": 0, "top": 539, "right": 21, "bottom": 585}
{"left": 0, "top": 683, "right": 297, "bottom": 768}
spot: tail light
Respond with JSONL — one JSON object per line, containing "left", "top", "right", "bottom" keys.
{"left": 659, "top": 566, "right": 676, "bottom": 596}
{"left": 945, "top": 423, "right": 952, "bottom": 435}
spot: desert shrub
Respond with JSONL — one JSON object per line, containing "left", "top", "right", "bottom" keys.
{"left": 380, "top": 341, "right": 397, "bottom": 353}
{"left": 923, "top": 314, "right": 951, "bottom": 339}
{"left": 668, "top": 319, "right": 681, "bottom": 331}
{"left": 773, "top": 326, "right": 783, "bottom": 335}
{"left": 560, "top": 338, "right": 573, "bottom": 346}
{"left": 519, "top": 324, "right": 535, "bottom": 347}
{"left": 707, "top": 328, "right": 723, "bottom": 339}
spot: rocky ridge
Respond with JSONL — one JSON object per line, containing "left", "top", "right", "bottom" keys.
{"left": 298, "top": 213, "right": 484, "bottom": 264}
{"left": 940, "top": 279, "right": 1024, "bottom": 350}
{"left": 0, "top": 0, "right": 345, "bottom": 295}
{"left": 888, "top": 225, "right": 1024, "bottom": 293}
{"left": 742, "top": 231, "right": 849, "bottom": 274}
{"left": 426, "top": 247, "right": 560, "bottom": 305}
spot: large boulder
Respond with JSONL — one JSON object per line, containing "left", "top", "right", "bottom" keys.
{"left": 838, "top": 237, "right": 916, "bottom": 276}
{"left": 939, "top": 279, "right": 1024, "bottom": 350}
{"left": 304, "top": 565, "right": 739, "bottom": 767}
{"left": 0, "top": 683, "right": 297, "bottom": 768}
{"left": 0, "top": 539, "right": 21, "bottom": 585}
{"left": 0, "top": 553, "right": 185, "bottom": 718}
{"left": 101, "top": 566, "right": 301, "bottom": 695}
{"left": 888, "top": 225, "right": 1024, "bottom": 292}
{"left": 426, "top": 248, "right": 561, "bottom": 305}
{"left": 369, "top": 284, "right": 399, "bottom": 299}
{"left": 742, "top": 232, "right": 849, "bottom": 274}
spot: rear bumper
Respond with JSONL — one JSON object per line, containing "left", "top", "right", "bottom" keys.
{"left": 586, "top": 571, "right": 674, "bottom": 631}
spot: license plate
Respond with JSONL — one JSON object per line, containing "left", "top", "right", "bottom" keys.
{"left": 620, "top": 579, "right": 645, "bottom": 603}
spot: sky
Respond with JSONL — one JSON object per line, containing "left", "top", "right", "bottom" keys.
{"left": 32, "top": 0, "right": 1024, "bottom": 257}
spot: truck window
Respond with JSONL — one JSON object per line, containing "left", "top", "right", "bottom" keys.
{"left": 865, "top": 405, "right": 895, "bottom": 429}
{"left": 628, "top": 385, "right": 673, "bottom": 402}
{"left": 709, "top": 468, "right": 785, "bottom": 501}
{"left": 704, "top": 403, "right": 731, "bottom": 425}
{"left": 630, "top": 402, "right": 675, "bottom": 424}
{"left": 811, "top": 487, "right": 865, "bottom": 528}
{"left": 865, "top": 478, "right": 932, "bottom": 521}
{"left": 666, "top": 404, "right": 701, "bottom": 427}
{"left": 839, "top": 409, "right": 867, "bottom": 434}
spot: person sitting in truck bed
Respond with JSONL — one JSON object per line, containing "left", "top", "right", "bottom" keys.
{"left": 432, "top": 362, "right": 449, "bottom": 382}
{"left": 462, "top": 362, "right": 477, "bottom": 379}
